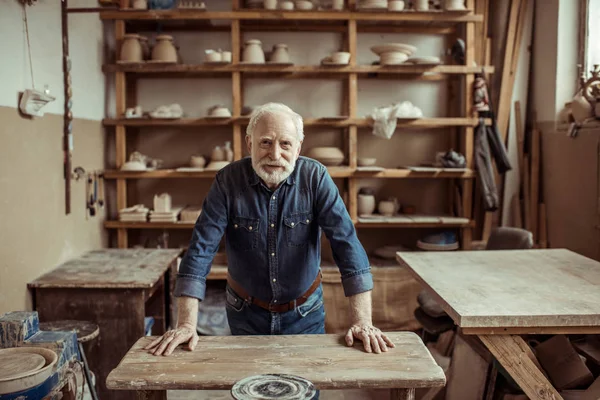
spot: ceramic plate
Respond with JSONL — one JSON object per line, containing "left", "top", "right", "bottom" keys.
{"left": 370, "top": 43, "right": 418, "bottom": 56}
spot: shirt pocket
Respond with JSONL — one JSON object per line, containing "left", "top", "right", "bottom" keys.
{"left": 229, "top": 216, "right": 260, "bottom": 252}
{"left": 283, "top": 212, "right": 312, "bottom": 247}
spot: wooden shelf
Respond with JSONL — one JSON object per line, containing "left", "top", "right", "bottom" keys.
{"left": 103, "top": 64, "right": 494, "bottom": 76}
{"left": 354, "top": 168, "right": 475, "bottom": 178}
{"left": 103, "top": 167, "right": 354, "bottom": 179}
{"left": 100, "top": 10, "right": 483, "bottom": 24}
{"left": 207, "top": 264, "right": 227, "bottom": 280}
{"left": 103, "top": 168, "right": 474, "bottom": 179}
{"left": 104, "top": 220, "right": 473, "bottom": 230}
{"left": 103, "top": 117, "right": 490, "bottom": 128}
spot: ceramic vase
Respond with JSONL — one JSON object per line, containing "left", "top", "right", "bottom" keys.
{"left": 120, "top": 34, "right": 143, "bottom": 62}
{"left": 211, "top": 146, "right": 225, "bottom": 162}
{"left": 224, "top": 141, "right": 234, "bottom": 162}
{"left": 571, "top": 91, "right": 593, "bottom": 123}
{"left": 152, "top": 35, "right": 178, "bottom": 62}
{"left": 270, "top": 44, "right": 290, "bottom": 63}
{"left": 358, "top": 194, "right": 376, "bottom": 215}
{"left": 242, "top": 39, "right": 265, "bottom": 63}
{"left": 414, "top": 0, "right": 428, "bottom": 10}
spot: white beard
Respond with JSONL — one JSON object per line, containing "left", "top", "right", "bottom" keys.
{"left": 253, "top": 156, "right": 296, "bottom": 186}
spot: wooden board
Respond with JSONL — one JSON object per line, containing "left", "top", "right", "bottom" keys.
{"left": 106, "top": 333, "right": 446, "bottom": 391}
{"left": 396, "top": 249, "right": 600, "bottom": 331}
{"left": 28, "top": 249, "right": 181, "bottom": 289}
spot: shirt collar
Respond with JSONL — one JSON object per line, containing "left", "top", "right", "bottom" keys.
{"left": 248, "top": 167, "right": 296, "bottom": 187}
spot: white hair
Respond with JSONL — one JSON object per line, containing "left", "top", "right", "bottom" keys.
{"left": 245, "top": 102, "right": 304, "bottom": 142}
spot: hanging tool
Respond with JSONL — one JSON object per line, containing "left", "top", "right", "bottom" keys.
{"left": 87, "top": 173, "right": 96, "bottom": 217}
{"left": 97, "top": 172, "right": 105, "bottom": 209}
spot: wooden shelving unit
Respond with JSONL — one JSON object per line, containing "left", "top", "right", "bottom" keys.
{"left": 104, "top": 0, "right": 485, "bottom": 249}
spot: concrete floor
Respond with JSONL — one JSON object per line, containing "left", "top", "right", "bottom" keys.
{"left": 168, "top": 389, "right": 392, "bottom": 399}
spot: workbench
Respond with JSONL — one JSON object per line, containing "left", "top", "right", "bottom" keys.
{"left": 28, "top": 249, "right": 181, "bottom": 400}
{"left": 107, "top": 332, "right": 445, "bottom": 399}
{"left": 396, "top": 248, "right": 600, "bottom": 400}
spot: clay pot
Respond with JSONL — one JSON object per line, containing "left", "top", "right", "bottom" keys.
{"left": 190, "top": 155, "right": 206, "bottom": 168}
{"left": 414, "top": 0, "right": 428, "bottom": 10}
{"left": 132, "top": 0, "right": 147, "bottom": 9}
{"left": 270, "top": 44, "right": 290, "bottom": 63}
{"left": 378, "top": 198, "right": 399, "bottom": 216}
{"left": 332, "top": 0, "right": 344, "bottom": 10}
{"left": 152, "top": 35, "right": 177, "bottom": 62}
{"left": 211, "top": 146, "right": 225, "bottom": 162}
{"left": 242, "top": 39, "right": 265, "bottom": 63}
{"left": 358, "top": 194, "right": 376, "bottom": 215}
{"left": 120, "top": 34, "right": 143, "bottom": 62}
{"left": 571, "top": 91, "right": 593, "bottom": 123}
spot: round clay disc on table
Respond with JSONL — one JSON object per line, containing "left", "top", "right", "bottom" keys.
{"left": 0, "top": 352, "right": 46, "bottom": 381}
{"left": 231, "top": 374, "right": 316, "bottom": 400}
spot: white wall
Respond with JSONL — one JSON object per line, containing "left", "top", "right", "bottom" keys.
{"left": 0, "top": 0, "right": 105, "bottom": 120}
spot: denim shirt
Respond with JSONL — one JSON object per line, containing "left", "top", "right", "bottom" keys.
{"left": 174, "top": 156, "right": 373, "bottom": 304}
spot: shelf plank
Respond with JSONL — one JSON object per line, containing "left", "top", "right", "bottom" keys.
{"left": 100, "top": 10, "right": 483, "bottom": 23}
{"left": 354, "top": 168, "right": 475, "bottom": 178}
{"left": 102, "top": 168, "right": 474, "bottom": 179}
{"left": 103, "top": 117, "right": 491, "bottom": 128}
{"left": 104, "top": 220, "right": 473, "bottom": 229}
{"left": 207, "top": 264, "right": 228, "bottom": 280}
{"left": 103, "top": 64, "right": 494, "bottom": 75}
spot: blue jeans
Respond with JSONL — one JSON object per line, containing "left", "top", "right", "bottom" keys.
{"left": 225, "top": 284, "right": 325, "bottom": 399}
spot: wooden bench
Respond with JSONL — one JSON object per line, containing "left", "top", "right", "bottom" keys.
{"left": 106, "top": 332, "right": 445, "bottom": 399}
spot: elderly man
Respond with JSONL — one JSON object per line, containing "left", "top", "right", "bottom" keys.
{"left": 147, "top": 102, "right": 393, "bottom": 357}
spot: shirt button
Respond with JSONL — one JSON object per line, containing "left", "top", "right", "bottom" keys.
{"left": 271, "top": 253, "right": 275, "bottom": 256}
{"left": 272, "top": 196, "right": 276, "bottom": 200}
{"left": 273, "top": 300, "right": 278, "bottom": 303}
{"left": 248, "top": 226, "right": 253, "bottom": 231}
{"left": 272, "top": 278, "right": 277, "bottom": 282}
{"left": 270, "top": 223, "right": 275, "bottom": 228}
{"left": 234, "top": 224, "right": 238, "bottom": 228}
{"left": 291, "top": 222, "right": 295, "bottom": 227}
{"left": 306, "top": 219, "right": 310, "bottom": 223}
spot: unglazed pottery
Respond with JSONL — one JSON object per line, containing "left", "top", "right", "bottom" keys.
{"left": 152, "top": 35, "right": 177, "bottom": 62}
{"left": 120, "top": 34, "right": 143, "bottom": 62}
{"left": 270, "top": 44, "right": 290, "bottom": 63}
{"left": 331, "top": 52, "right": 350, "bottom": 64}
{"left": 242, "top": 39, "right": 265, "bottom": 63}
{"left": 358, "top": 194, "right": 376, "bottom": 215}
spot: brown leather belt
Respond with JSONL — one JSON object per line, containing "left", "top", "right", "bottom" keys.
{"left": 226, "top": 271, "right": 322, "bottom": 313}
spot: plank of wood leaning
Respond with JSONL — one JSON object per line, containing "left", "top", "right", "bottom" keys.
{"left": 106, "top": 333, "right": 445, "bottom": 391}
{"left": 391, "top": 388, "right": 415, "bottom": 400}
{"left": 136, "top": 390, "right": 166, "bottom": 400}
{"left": 478, "top": 335, "right": 562, "bottom": 400}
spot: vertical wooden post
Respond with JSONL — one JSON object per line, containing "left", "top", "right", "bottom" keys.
{"left": 231, "top": 18, "right": 243, "bottom": 160}
{"left": 461, "top": 0, "right": 476, "bottom": 249}
{"left": 115, "top": 15, "right": 128, "bottom": 249}
{"left": 347, "top": 19, "right": 358, "bottom": 222}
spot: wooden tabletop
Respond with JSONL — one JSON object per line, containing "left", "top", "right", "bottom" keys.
{"left": 397, "top": 249, "right": 600, "bottom": 333}
{"left": 106, "top": 333, "right": 445, "bottom": 391}
{"left": 28, "top": 249, "right": 181, "bottom": 289}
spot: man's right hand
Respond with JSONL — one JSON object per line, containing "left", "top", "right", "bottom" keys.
{"left": 144, "top": 322, "right": 199, "bottom": 356}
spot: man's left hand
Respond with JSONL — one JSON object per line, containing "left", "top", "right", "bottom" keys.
{"left": 345, "top": 323, "right": 395, "bottom": 353}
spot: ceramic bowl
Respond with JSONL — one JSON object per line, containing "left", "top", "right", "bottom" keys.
{"left": 357, "top": 157, "right": 377, "bottom": 166}
{"left": 121, "top": 161, "right": 147, "bottom": 171}
{"left": 380, "top": 51, "right": 409, "bottom": 65}
{"left": 331, "top": 52, "right": 351, "bottom": 64}
{"left": 209, "top": 106, "right": 232, "bottom": 117}
{"left": 280, "top": 0, "right": 294, "bottom": 9}
{"left": 295, "top": 0, "right": 314, "bottom": 10}
{"left": 307, "top": 147, "right": 344, "bottom": 166}
{"left": 205, "top": 50, "right": 222, "bottom": 62}
{"left": 388, "top": 0, "right": 405, "bottom": 10}
{"left": 370, "top": 43, "right": 417, "bottom": 56}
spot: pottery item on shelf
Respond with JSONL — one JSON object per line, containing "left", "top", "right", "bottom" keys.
{"left": 242, "top": 39, "right": 266, "bottom": 63}
{"left": 358, "top": 0, "right": 387, "bottom": 9}
{"left": 149, "top": 103, "right": 184, "bottom": 119}
{"left": 153, "top": 193, "right": 172, "bottom": 213}
{"left": 358, "top": 193, "right": 376, "bottom": 215}
{"left": 121, "top": 161, "right": 147, "bottom": 171}
{"left": 414, "top": 0, "right": 428, "bottom": 10}
{"left": 264, "top": 0, "right": 277, "bottom": 9}
{"left": 279, "top": 0, "right": 294, "bottom": 10}
{"left": 152, "top": 35, "right": 178, "bottom": 62}
{"left": 120, "top": 34, "right": 143, "bottom": 62}
{"left": 357, "top": 157, "right": 377, "bottom": 166}
{"left": 378, "top": 197, "right": 399, "bottom": 216}
{"left": 208, "top": 105, "right": 232, "bottom": 117}
{"left": 211, "top": 146, "right": 225, "bottom": 162}
{"left": 331, "top": 52, "right": 350, "bottom": 64}
{"left": 306, "top": 147, "right": 345, "bottom": 166}
{"left": 571, "top": 91, "right": 593, "bottom": 123}
{"left": 190, "top": 155, "right": 206, "bottom": 168}
{"left": 406, "top": 56, "right": 442, "bottom": 65}
{"left": 178, "top": 0, "right": 206, "bottom": 9}
{"left": 132, "top": 0, "right": 148, "bottom": 8}
{"left": 332, "top": 0, "right": 344, "bottom": 9}
{"left": 205, "top": 49, "right": 222, "bottom": 62}
{"left": 270, "top": 44, "right": 291, "bottom": 63}
{"left": 444, "top": 0, "right": 466, "bottom": 10}
{"left": 224, "top": 141, "right": 234, "bottom": 162}
{"left": 205, "top": 161, "right": 230, "bottom": 170}
{"left": 370, "top": 43, "right": 417, "bottom": 56}
{"left": 380, "top": 52, "right": 409, "bottom": 65}
{"left": 221, "top": 51, "right": 232, "bottom": 62}
{"left": 295, "top": 0, "right": 313, "bottom": 10}
{"left": 0, "top": 347, "right": 58, "bottom": 395}
{"left": 388, "top": 0, "right": 404, "bottom": 10}
{"left": 125, "top": 105, "right": 143, "bottom": 118}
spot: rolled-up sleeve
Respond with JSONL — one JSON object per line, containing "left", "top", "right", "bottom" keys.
{"left": 174, "top": 173, "right": 228, "bottom": 301}
{"left": 314, "top": 166, "right": 373, "bottom": 296}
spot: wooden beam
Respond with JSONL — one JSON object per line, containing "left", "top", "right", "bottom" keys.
{"left": 530, "top": 126, "right": 540, "bottom": 241}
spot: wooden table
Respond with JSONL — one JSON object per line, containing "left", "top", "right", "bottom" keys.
{"left": 106, "top": 332, "right": 445, "bottom": 399}
{"left": 28, "top": 249, "right": 181, "bottom": 400}
{"left": 396, "top": 248, "right": 600, "bottom": 400}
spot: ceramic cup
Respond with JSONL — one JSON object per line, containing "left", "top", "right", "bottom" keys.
{"left": 221, "top": 51, "right": 232, "bottom": 62}
{"left": 270, "top": 44, "right": 290, "bottom": 63}
{"left": 388, "top": 0, "right": 405, "bottom": 11}
{"left": 332, "top": 52, "right": 351, "bottom": 64}
{"left": 378, "top": 200, "right": 396, "bottom": 216}
{"left": 332, "top": 0, "right": 344, "bottom": 10}
{"left": 414, "top": 0, "right": 428, "bottom": 10}
{"left": 295, "top": 0, "right": 313, "bottom": 10}
{"left": 264, "top": 0, "right": 277, "bottom": 9}
{"left": 132, "top": 0, "right": 147, "bottom": 9}
{"left": 209, "top": 105, "right": 232, "bottom": 117}
{"left": 205, "top": 50, "right": 222, "bottom": 62}
{"left": 280, "top": 1, "right": 294, "bottom": 10}
{"left": 358, "top": 194, "right": 376, "bottom": 215}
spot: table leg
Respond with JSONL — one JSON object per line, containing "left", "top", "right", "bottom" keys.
{"left": 136, "top": 390, "right": 167, "bottom": 400}
{"left": 390, "top": 388, "right": 415, "bottom": 400}
{"left": 478, "top": 335, "right": 563, "bottom": 400}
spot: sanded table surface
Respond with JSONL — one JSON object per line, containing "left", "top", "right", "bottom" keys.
{"left": 28, "top": 249, "right": 181, "bottom": 289}
{"left": 396, "top": 249, "right": 600, "bottom": 332}
{"left": 106, "top": 333, "right": 445, "bottom": 391}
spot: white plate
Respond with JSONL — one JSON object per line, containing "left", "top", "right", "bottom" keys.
{"left": 371, "top": 43, "right": 417, "bottom": 56}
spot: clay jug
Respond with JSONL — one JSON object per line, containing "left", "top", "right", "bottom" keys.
{"left": 211, "top": 146, "right": 225, "bottom": 162}
{"left": 223, "top": 141, "right": 234, "bottom": 162}
{"left": 242, "top": 39, "right": 265, "bottom": 63}
{"left": 270, "top": 44, "right": 290, "bottom": 63}
{"left": 152, "top": 35, "right": 177, "bottom": 62}
{"left": 120, "top": 34, "right": 143, "bottom": 62}
{"left": 358, "top": 194, "right": 376, "bottom": 215}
